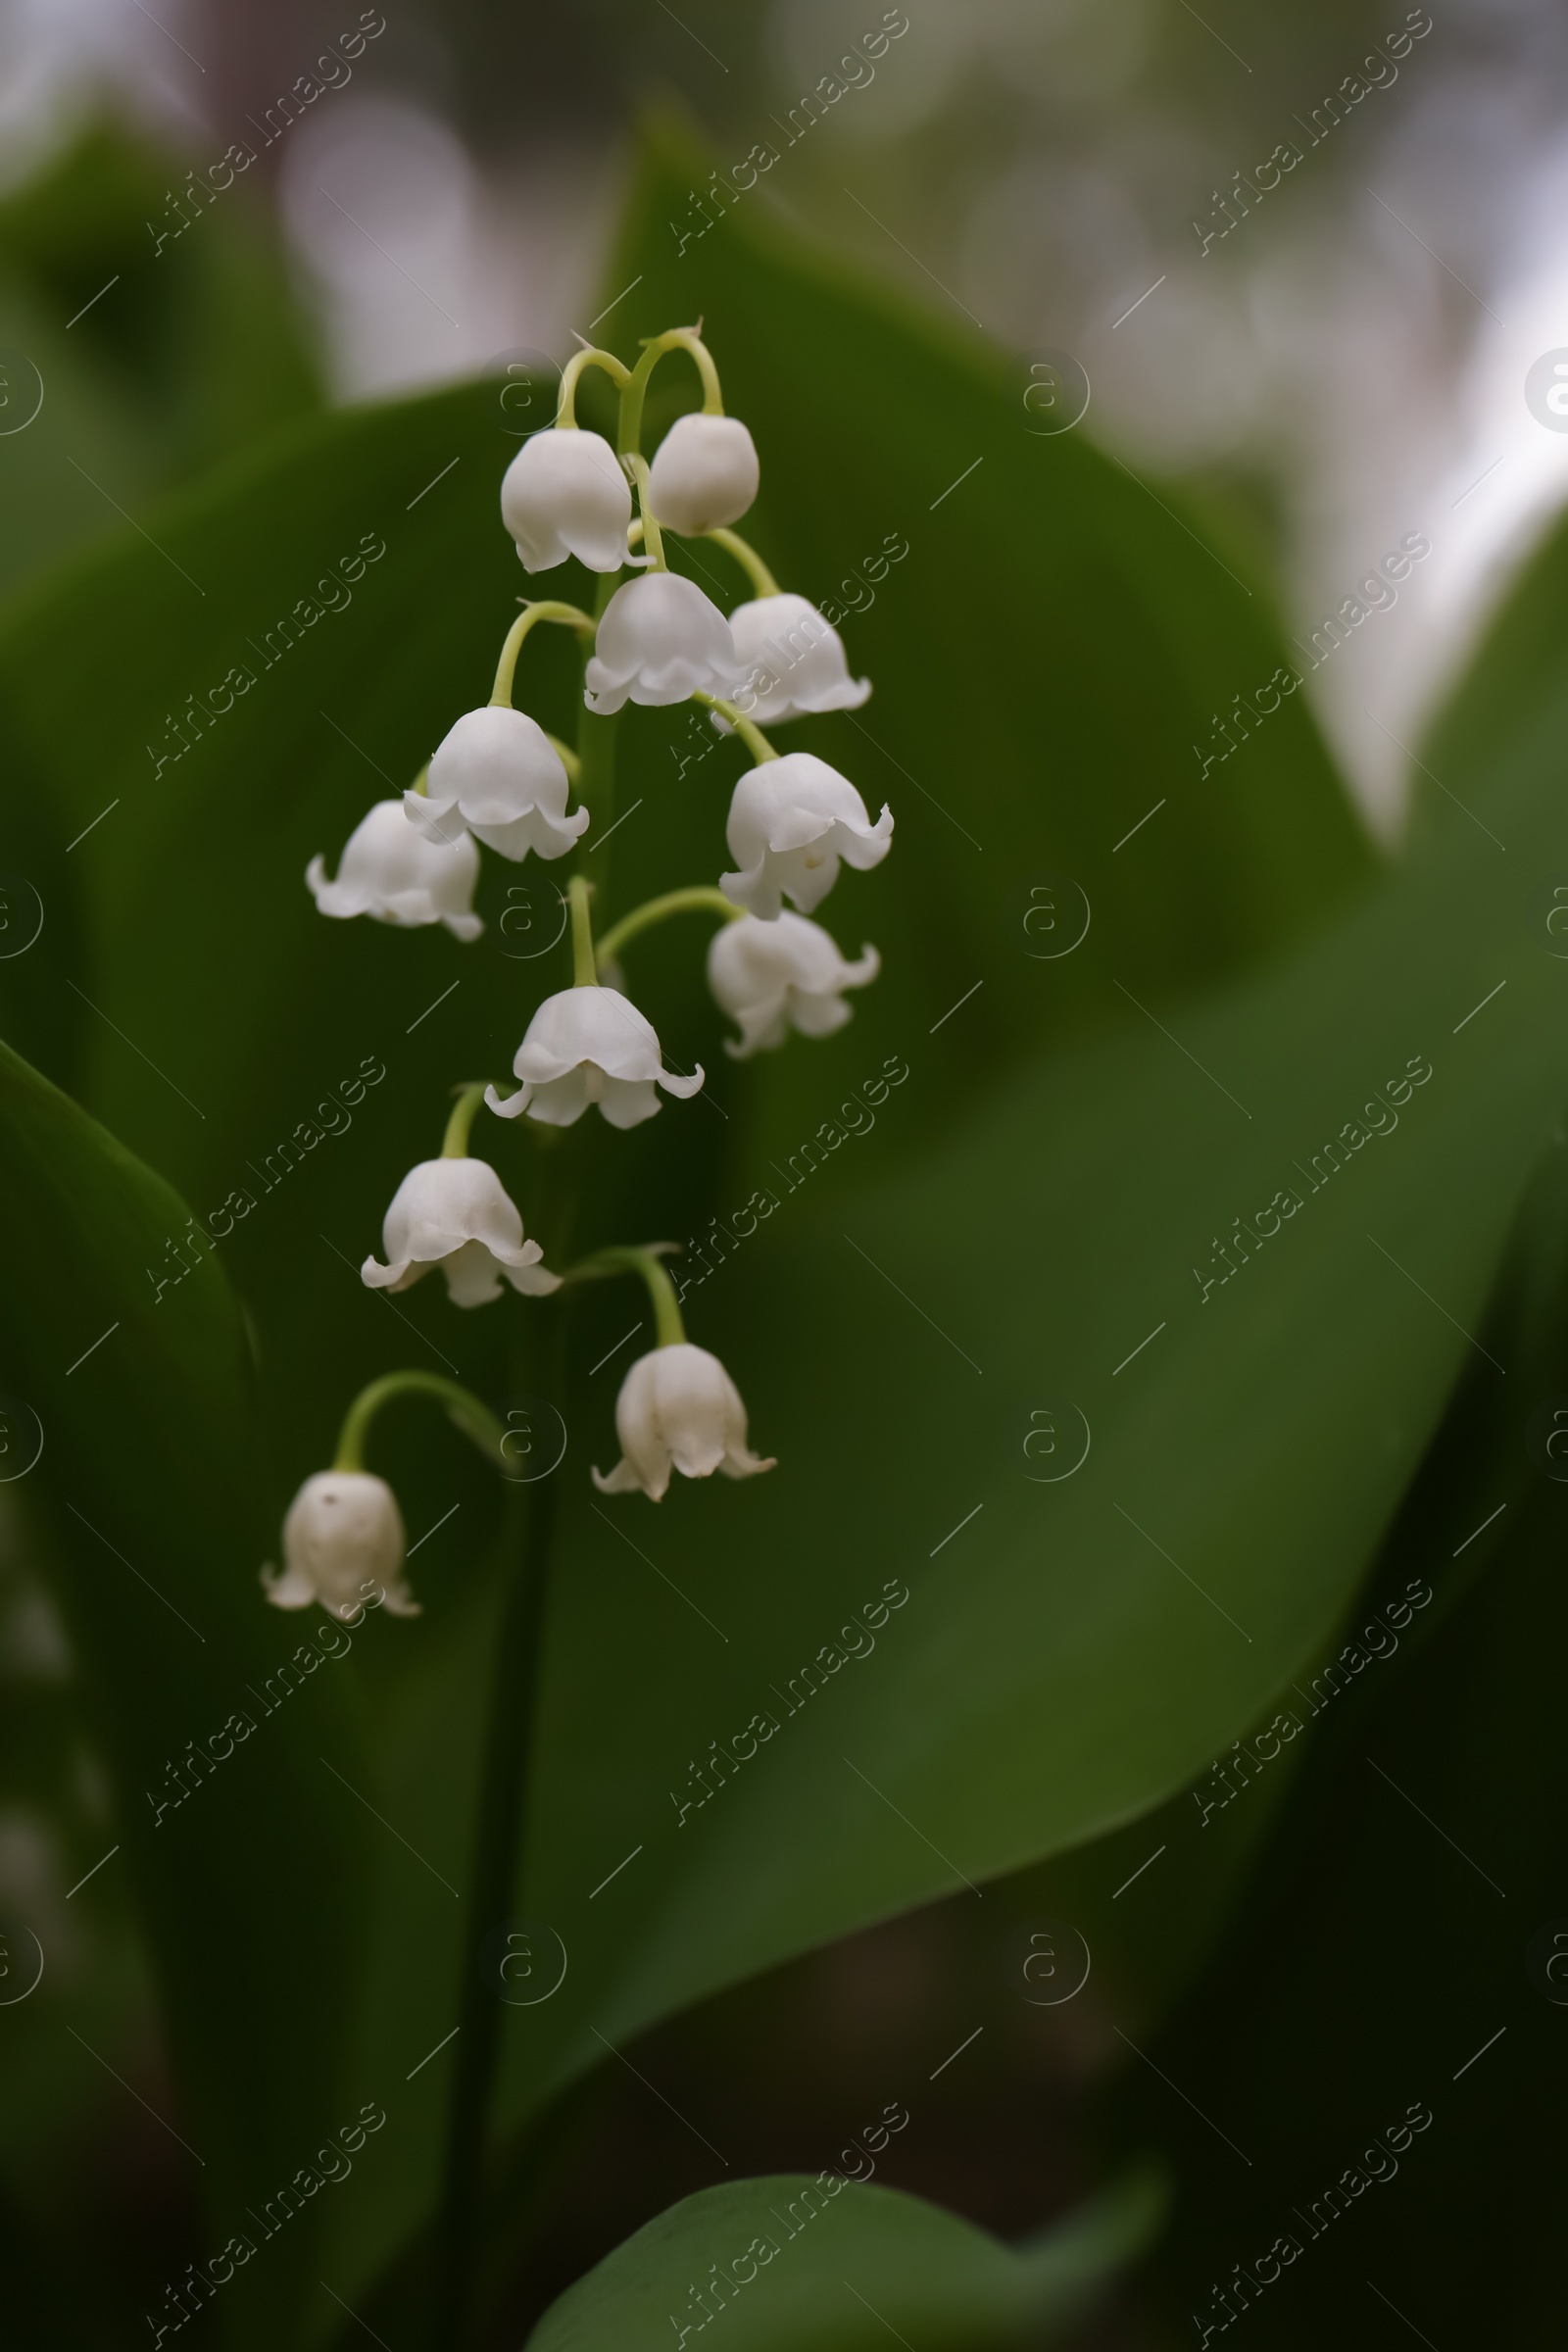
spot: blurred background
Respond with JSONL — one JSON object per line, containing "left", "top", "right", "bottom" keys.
{"left": 0, "top": 5, "right": 1564, "bottom": 2340}
{"left": 5, "top": 0, "right": 1568, "bottom": 836}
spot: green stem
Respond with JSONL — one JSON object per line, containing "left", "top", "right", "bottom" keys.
{"left": 442, "top": 1083, "right": 488, "bottom": 1159}
{"left": 620, "top": 452, "right": 665, "bottom": 571}
{"left": 332, "top": 1372, "right": 509, "bottom": 1477}
{"left": 431, "top": 1297, "right": 567, "bottom": 2348}
{"left": 545, "top": 733, "right": 581, "bottom": 785}
{"left": 573, "top": 568, "right": 621, "bottom": 860}
{"left": 556, "top": 344, "right": 632, "bottom": 426}
{"left": 706, "top": 526, "right": 780, "bottom": 598}
{"left": 563, "top": 1245, "right": 686, "bottom": 1346}
{"left": 567, "top": 876, "right": 597, "bottom": 987}
{"left": 595, "top": 887, "right": 740, "bottom": 968}
{"left": 617, "top": 326, "right": 722, "bottom": 460}
{"left": 412, "top": 762, "right": 429, "bottom": 798}
{"left": 691, "top": 689, "right": 778, "bottom": 766}
{"left": 490, "top": 602, "right": 596, "bottom": 710}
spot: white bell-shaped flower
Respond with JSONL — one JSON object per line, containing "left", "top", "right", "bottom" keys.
{"left": 646, "top": 412, "right": 760, "bottom": 535}
{"left": 486, "top": 986, "right": 704, "bottom": 1129}
{"left": 592, "top": 1344, "right": 775, "bottom": 1501}
{"left": 709, "top": 912, "right": 880, "bottom": 1057}
{"left": 361, "top": 1157, "right": 562, "bottom": 1307}
{"left": 262, "top": 1471, "right": 421, "bottom": 1621}
{"left": 583, "top": 573, "right": 743, "bottom": 713}
{"left": 307, "top": 800, "right": 482, "bottom": 940}
{"left": 728, "top": 594, "right": 871, "bottom": 724}
{"left": 500, "top": 427, "right": 631, "bottom": 573}
{"left": 409, "top": 707, "right": 588, "bottom": 863}
{"left": 720, "top": 753, "right": 894, "bottom": 919}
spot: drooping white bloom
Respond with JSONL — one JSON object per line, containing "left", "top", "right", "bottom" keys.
{"left": 646, "top": 412, "right": 760, "bottom": 535}
{"left": 361, "top": 1157, "right": 562, "bottom": 1307}
{"left": 307, "top": 799, "right": 482, "bottom": 940}
{"left": 409, "top": 707, "right": 588, "bottom": 863}
{"left": 720, "top": 753, "right": 894, "bottom": 919}
{"left": 500, "top": 427, "right": 631, "bottom": 573}
{"left": 592, "top": 1344, "right": 775, "bottom": 1501}
{"left": 727, "top": 594, "right": 871, "bottom": 724}
{"left": 583, "top": 573, "right": 743, "bottom": 713}
{"left": 262, "top": 1471, "right": 421, "bottom": 1620}
{"left": 709, "top": 912, "right": 880, "bottom": 1057}
{"left": 486, "top": 986, "right": 704, "bottom": 1130}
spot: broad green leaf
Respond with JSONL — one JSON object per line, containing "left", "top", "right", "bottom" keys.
{"left": 1109, "top": 500, "right": 1568, "bottom": 2347}
{"left": 526, "top": 2171, "right": 1161, "bottom": 2352}
{"left": 0, "top": 1036, "right": 370, "bottom": 2346}
{"left": 1122, "top": 1142, "right": 1568, "bottom": 2345}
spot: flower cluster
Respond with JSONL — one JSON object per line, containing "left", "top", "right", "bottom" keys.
{"left": 271, "top": 324, "right": 893, "bottom": 1614}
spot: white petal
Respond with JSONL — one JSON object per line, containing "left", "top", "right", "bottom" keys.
{"left": 427, "top": 706, "right": 573, "bottom": 828}
{"left": 500, "top": 428, "right": 631, "bottom": 572}
{"left": 278, "top": 1472, "right": 409, "bottom": 1616}
{"left": 310, "top": 800, "right": 482, "bottom": 937}
{"left": 728, "top": 595, "right": 871, "bottom": 723}
{"left": 646, "top": 413, "right": 760, "bottom": 535}
{"left": 582, "top": 573, "right": 743, "bottom": 714}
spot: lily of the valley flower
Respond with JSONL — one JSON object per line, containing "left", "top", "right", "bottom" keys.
{"left": 410, "top": 707, "right": 588, "bottom": 862}
{"left": 486, "top": 986, "right": 704, "bottom": 1129}
{"left": 592, "top": 1344, "right": 774, "bottom": 1500}
{"left": 263, "top": 1471, "right": 421, "bottom": 1620}
{"left": 583, "top": 573, "right": 743, "bottom": 713}
{"left": 708, "top": 911, "right": 880, "bottom": 1057}
{"left": 646, "top": 412, "right": 760, "bottom": 535}
{"left": 720, "top": 752, "right": 894, "bottom": 919}
{"left": 362, "top": 1157, "right": 562, "bottom": 1306}
{"left": 307, "top": 799, "right": 482, "bottom": 939}
{"left": 727, "top": 594, "right": 871, "bottom": 723}
{"left": 500, "top": 427, "right": 631, "bottom": 572}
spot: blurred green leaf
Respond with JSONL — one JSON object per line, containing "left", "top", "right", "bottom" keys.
{"left": 1107, "top": 479, "right": 1568, "bottom": 2352}
{"left": 1121, "top": 1143, "right": 1568, "bottom": 2346}
{"left": 525, "top": 2169, "right": 1160, "bottom": 2352}
{"left": 0, "top": 1034, "right": 370, "bottom": 2345}
{"left": 0, "top": 121, "right": 320, "bottom": 610}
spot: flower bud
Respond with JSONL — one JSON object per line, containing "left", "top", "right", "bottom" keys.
{"left": 720, "top": 752, "right": 893, "bottom": 919}
{"left": 646, "top": 412, "right": 760, "bottom": 535}
{"left": 486, "top": 986, "right": 704, "bottom": 1129}
{"left": 411, "top": 707, "right": 588, "bottom": 862}
{"left": 263, "top": 1472, "right": 420, "bottom": 1620}
{"left": 592, "top": 1344, "right": 775, "bottom": 1501}
{"left": 362, "top": 1157, "right": 561, "bottom": 1306}
{"left": 500, "top": 427, "right": 631, "bottom": 573}
{"left": 727, "top": 594, "right": 871, "bottom": 724}
{"left": 583, "top": 573, "right": 743, "bottom": 714}
{"left": 708, "top": 912, "right": 879, "bottom": 1056}
{"left": 307, "top": 800, "right": 482, "bottom": 939}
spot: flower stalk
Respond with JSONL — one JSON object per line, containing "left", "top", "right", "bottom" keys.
{"left": 691, "top": 689, "right": 778, "bottom": 764}
{"left": 594, "top": 886, "right": 741, "bottom": 968}
{"left": 555, "top": 342, "right": 633, "bottom": 426}
{"left": 620, "top": 452, "right": 666, "bottom": 570}
{"left": 490, "top": 601, "right": 596, "bottom": 710}
{"left": 566, "top": 1244, "right": 687, "bottom": 1345}
{"left": 332, "top": 1370, "right": 510, "bottom": 1476}
{"left": 567, "top": 875, "right": 597, "bottom": 987}
{"left": 706, "top": 525, "right": 780, "bottom": 597}
{"left": 441, "top": 1082, "right": 489, "bottom": 1159}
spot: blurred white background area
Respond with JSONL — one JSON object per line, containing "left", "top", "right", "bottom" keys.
{"left": 6, "top": 0, "right": 1568, "bottom": 830}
